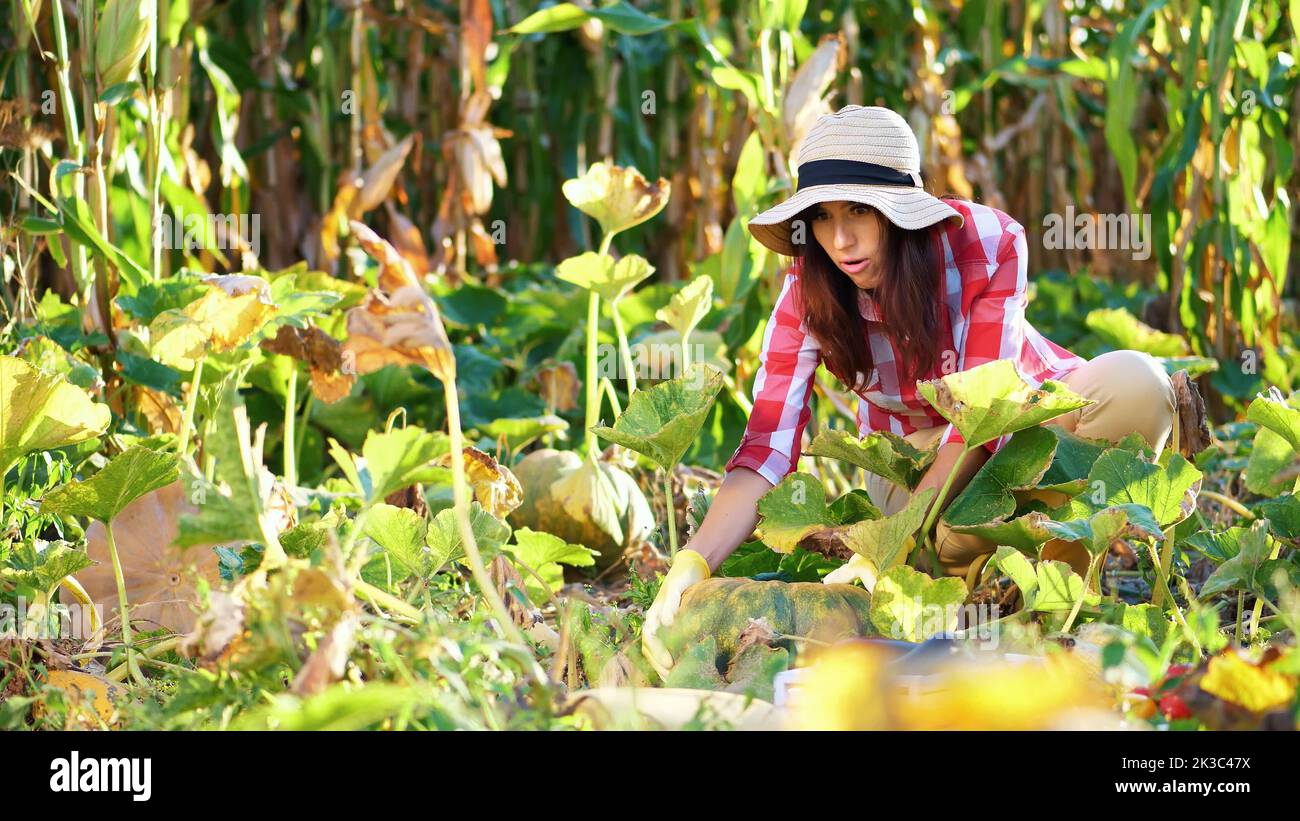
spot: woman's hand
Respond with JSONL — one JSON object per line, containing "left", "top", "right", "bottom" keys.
{"left": 640, "top": 548, "right": 711, "bottom": 679}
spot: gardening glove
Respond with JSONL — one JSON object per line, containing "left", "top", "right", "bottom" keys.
{"left": 822, "top": 553, "right": 881, "bottom": 592}
{"left": 641, "top": 548, "right": 711, "bottom": 680}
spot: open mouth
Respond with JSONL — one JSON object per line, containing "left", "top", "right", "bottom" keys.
{"left": 839, "top": 258, "right": 870, "bottom": 274}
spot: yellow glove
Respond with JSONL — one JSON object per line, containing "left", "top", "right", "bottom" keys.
{"left": 641, "top": 548, "right": 711, "bottom": 679}
{"left": 822, "top": 553, "right": 881, "bottom": 591}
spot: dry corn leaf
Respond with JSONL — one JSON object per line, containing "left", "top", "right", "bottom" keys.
{"left": 350, "top": 132, "right": 418, "bottom": 218}
{"left": 783, "top": 33, "right": 844, "bottom": 161}
{"left": 384, "top": 204, "right": 432, "bottom": 279}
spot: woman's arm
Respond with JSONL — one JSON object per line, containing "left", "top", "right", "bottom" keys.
{"left": 681, "top": 466, "right": 774, "bottom": 572}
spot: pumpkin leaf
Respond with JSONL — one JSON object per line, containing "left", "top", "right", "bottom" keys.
{"left": 183, "top": 274, "right": 280, "bottom": 351}
{"left": 42, "top": 446, "right": 179, "bottom": 524}
{"left": 0, "top": 356, "right": 112, "bottom": 475}
{"left": 990, "top": 548, "right": 1099, "bottom": 614}
{"left": 561, "top": 161, "right": 670, "bottom": 238}
{"left": 1246, "top": 388, "right": 1300, "bottom": 454}
{"left": 1040, "top": 504, "right": 1164, "bottom": 556}
{"left": 505, "top": 527, "right": 597, "bottom": 601}
{"left": 363, "top": 504, "right": 428, "bottom": 581}
{"left": 425, "top": 501, "right": 512, "bottom": 572}
{"left": 1059, "top": 447, "right": 1202, "bottom": 527}
{"left": 951, "top": 512, "right": 1057, "bottom": 556}
{"left": 591, "top": 363, "right": 724, "bottom": 469}
{"left": 806, "top": 429, "right": 936, "bottom": 490}
{"left": 754, "top": 472, "right": 838, "bottom": 554}
{"left": 329, "top": 427, "right": 450, "bottom": 503}
{"left": 916, "top": 359, "right": 1092, "bottom": 449}
{"left": 1200, "top": 520, "right": 1275, "bottom": 597}
{"left": 549, "top": 452, "right": 629, "bottom": 548}
{"left": 1036, "top": 427, "right": 1120, "bottom": 493}
{"left": 148, "top": 309, "right": 209, "bottom": 371}
{"left": 868, "top": 565, "right": 967, "bottom": 642}
{"left": 943, "top": 426, "right": 1058, "bottom": 526}
{"left": 826, "top": 488, "right": 882, "bottom": 525}
{"left": 1245, "top": 427, "right": 1297, "bottom": 498}
{"left": 555, "top": 252, "right": 655, "bottom": 303}
{"left": 837, "top": 488, "right": 936, "bottom": 587}
{"left": 1255, "top": 495, "right": 1300, "bottom": 540}
{"left": 1028, "top": 559, "right": 1100, "bottom": 613}
{"left": 1084, "top": 307, "right": 1190, "bottom": 357}
{"left": 654, "top": 277, "right": 714, "bottom": 343}
{"left": 1, "top": 540, "right": 94, "bottom": 593}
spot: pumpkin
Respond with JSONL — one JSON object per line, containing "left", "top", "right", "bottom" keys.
{"left": 508, "top": 448, "right": 654, "bottom": 570}
{"left": 660, "top": 577, "right": 878, "bottom": 667}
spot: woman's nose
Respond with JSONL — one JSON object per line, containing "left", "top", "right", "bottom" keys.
{"left": 833, "top": 220, "right": 855, "bottom": 250}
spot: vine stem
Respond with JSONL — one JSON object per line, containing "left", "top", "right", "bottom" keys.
{"left": 610, "top": 299, "right": 636, "bottom": 396}
{"left": 106, "top": 636, "right": 182, "bottom": 683}
{"left": 663, "top": 468, "right": 678, "bottom": 559}
{"left": 443, "top": 374, "right": 528, "bottom": 649}
{"left": 1199, "top": 489, "right": 1255, "bottom": 521}
{"left": 1061, "top": 549, "right": 1104, "bottom": 634}
{"left": 283, "top": 363, "right": 298, "bottom": 487}
{"left": 917, "top": 447, "right": 969, "bottom": 544}
{"left": 1145, "top": 540, "right": 1203, "bottom": 658}
{"left": 177, "top": 357, "right": 205, "bottom": 460}
{"left": 583, "top": 233, "right": 615, "bottom": 458}
{"left": 104, "top": 522, "right": 145, "bottom": 686}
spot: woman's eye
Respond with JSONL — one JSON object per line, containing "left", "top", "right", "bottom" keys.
{"left": 851, "top": 205, "right": 871, "bottom": 215}
{"left": 812, "top": 211, "right": 828, "bottom": 221}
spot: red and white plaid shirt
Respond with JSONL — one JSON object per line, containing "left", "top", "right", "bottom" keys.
{"left": 725, "top": 199, "right": 1087, "bottom": 487}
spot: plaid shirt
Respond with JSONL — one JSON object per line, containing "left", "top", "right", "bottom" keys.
{"left": 725, "top": 199, "right": 1087, "bottom": 487}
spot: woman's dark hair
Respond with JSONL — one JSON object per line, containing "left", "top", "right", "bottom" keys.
{"left": 792, "top": 201, "right": 945, "bottom": 393}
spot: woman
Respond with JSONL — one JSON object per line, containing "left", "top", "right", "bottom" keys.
{"left": 640, "top": 105, "right": 1176, "bottom": 676}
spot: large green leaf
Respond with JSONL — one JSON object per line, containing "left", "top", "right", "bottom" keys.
{"left": 591, "top": 364, "right": 725, "bottom": 469}
{"left": 363, "top": 504, "right": 428, "bottom": 582}
{"left": 951, "top": 511, "right": 1057, "bottom": 555}
{"left": 754, "top": 472, "right": 838, "bottom": 554}
{"left": 943, "top": 427, "right": 1057, "bottom": 526}
{"left": 41, "top": 446, "right": 179, "bottom": 524}
{"left": 989, "top": 547, "right": 1099, "bottom": 614}
{"left": 1036, "top": 427, "right": 1121, "bottom": 494}
{"left": 806, "top": 429, "right": 936, "bottom": 490}
{"left": 837, "top": 488, "right": 936, "bottom": 585}
{"left": 654, "top": 277, "right": 714, "bottom": 343}
{"left": 1245, "top": 427, "right": 1297, "bottom": 498}
{"left": 1040, "top": 504, "right": 1164, "bottom": 557}
{"left": 0, "top": 356, "right": 111, "bottom": 474}
{"left": 425, "top": 501, "right": 512, "bottom": 572}
{"left": 1059, "top": 447, "right": 1201, "bottom": 527}
{"left": 916, "top": 359, "right": 1092, "bottom": 449}
{"left": 555, "top": 252, "right": 655, "bottom": 303}
{"left": 0, "top": 540, "right": 94, "bottom": 593}
{"left": 1084, "top": 308, "right": 1190, "bottom": 357}
{"left": 505, "top": 527, "right": 597, "bottom": 602}
{"left": 868, "top": 565, "right": 967, "bottom": 642}
{"left": 329, "top": 427, "right": 451, "bottom": 503}
{"left": 1247, "top": 389, "right": 1300, "bottom": 454}
{"left": 1255, "top": 495, "right": 1300, "bottom": 540}
{"left": 1200, "top": 520, "right": 1275, "bottom": 597}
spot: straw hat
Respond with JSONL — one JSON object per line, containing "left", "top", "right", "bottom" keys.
{"left": 748, "top": 105, "right": 964, "bottom": 256}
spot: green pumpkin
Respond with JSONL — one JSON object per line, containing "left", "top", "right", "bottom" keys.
{"left": 661, "top": 577, "right": 878, "bottom": 666}
{"left": 508, "top": 448, "right": 654, "bottom": 570}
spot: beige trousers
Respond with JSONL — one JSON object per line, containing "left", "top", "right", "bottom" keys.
{"left": 863, "top": 350, "right": 1177, "bottom": 581}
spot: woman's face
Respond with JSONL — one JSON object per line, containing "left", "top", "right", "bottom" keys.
{"left": 810, "top": 200, "right": 886, "bottom": 290}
